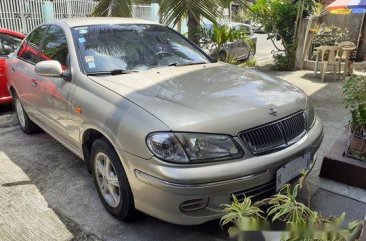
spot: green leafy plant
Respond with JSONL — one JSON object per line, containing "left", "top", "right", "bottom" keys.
{"left": 266, "top": 184, "right": 320, "bottom": 225}
{"left": 240, "top": 58, "right": 257, "bottom": 68}
{"left": 343, "top": 75, "right": 366, "bottom": 131}
{"left": 221, "top": 195, "right": 266, "bottom": 239}
{"left": 272, "top": 45, "right": 297, "bottom": 71}
{"left": 198, "top": 24, "right": 253, "bottom": 63}
{"left": 92, "top": 0, "right": 225, "bottom": 44}
{"left": 250, "top": 0, "right": 299, "bottom": 70}
{"left": 221, "top": 172, "right": 364, "bottom": 241}
{"left": 343, "top": 74, "right": 366, "bottom": 160}
{"left": 312, "top": 25, "right": 350, "bottom": 47}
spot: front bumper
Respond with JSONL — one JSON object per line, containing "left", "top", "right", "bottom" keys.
{"left": 121, "top": 117, "right": 324, "bottom": 225}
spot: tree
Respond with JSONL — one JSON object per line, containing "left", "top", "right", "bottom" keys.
{"left": 92, "top": 0, "right": 225, "bottom": 45}
{"left": 159, "top": 0, "right": 224, "bottom": 44}
{"left": 198, "top": 24, "right": 253, "bottom": 61}
{"left": 92, "top": 0, "right": 133, "bottom": 17}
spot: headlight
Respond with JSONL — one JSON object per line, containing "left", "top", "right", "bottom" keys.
{"left": 146, "top": 132, "right": 244, "bottom": 163}
{"left": 306, "top": 100, "right": 315, "bottom": 130}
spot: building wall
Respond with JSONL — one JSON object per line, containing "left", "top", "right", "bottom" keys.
{"left": 323, "top": 13, "right": 366, "bottom": 61}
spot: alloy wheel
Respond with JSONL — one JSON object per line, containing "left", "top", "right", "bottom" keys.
{"left": 15, "top": 98, "right": 26, "bottom": 128}
{"left": 94, "top": 152, "right": 121, "bottom": 208}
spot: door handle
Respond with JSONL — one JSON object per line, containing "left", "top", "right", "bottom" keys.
{"left": 32, "top": 79, "right": 38, "bottom": 87}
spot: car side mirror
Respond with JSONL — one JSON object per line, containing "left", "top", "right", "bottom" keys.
{"left": 35, "top": 60, "right": 63, "bottom": 78}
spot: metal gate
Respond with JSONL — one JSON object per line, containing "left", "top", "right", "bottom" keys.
{"left": 132, "top": 4, "right": 152, "bottom": 20}
{"left": 0, "top": 0, "right": 46, "bottom": 33}
{"left": 0, "top": 0, "right": 157, "bottom": 34}
{"left": 53, "top": 0, "right": 97, "bottom": 19}
{"left": 0, "top": 0, "right": 98, "bottom": 33}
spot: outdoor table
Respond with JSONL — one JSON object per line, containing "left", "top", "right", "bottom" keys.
{"left": 314, "top": 45, "right": 357, "bottom": 79}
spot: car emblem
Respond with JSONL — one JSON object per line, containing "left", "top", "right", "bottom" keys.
{"left": 269, "top": 108, "right": 278, "bottom": 116}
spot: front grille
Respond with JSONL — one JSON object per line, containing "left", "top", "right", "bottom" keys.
{"left": 231, "top": 181, "right": 276, "bottom": 203}
{"left": 239, "top": 112, "right": 306, "bottom": 155}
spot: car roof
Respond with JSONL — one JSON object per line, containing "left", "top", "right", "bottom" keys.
{"left": 0, "top": 28, "right": 26, "bottom": 39}
{"left": 51, "top": 17, "right": 160, "bottom": 27}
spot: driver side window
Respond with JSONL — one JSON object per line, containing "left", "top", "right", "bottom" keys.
{"left": 18, "top": 26, "right": 47, "bottom": 64}
{"left": 40, "top": 25, "right": 69, "bottom": 70}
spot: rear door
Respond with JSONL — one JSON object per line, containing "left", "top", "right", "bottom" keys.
{"left": 0, "top": 33, "right": 23, "bottom": 101}
{"left": 234, "top": 25, "right": 252, "bottom": 59}
{"left": 10, "top": 26, "right": 47, "bottom": 115}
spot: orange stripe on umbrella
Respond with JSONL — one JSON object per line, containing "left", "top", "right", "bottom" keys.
{"left": 326, "top": 0, "right": 352, "bottom": 10}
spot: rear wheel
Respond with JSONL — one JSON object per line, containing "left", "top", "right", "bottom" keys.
{"left": 219, "top": 51, "right": 227, "bottom": 61}
{"left": 247, "top": 46, "right": 256, "bottom": 60}
{"left": 91, "top": 138, "right": 136, "bottom": 221}
{"left": 14, "top": 94, "right": 39, "bottom": 134}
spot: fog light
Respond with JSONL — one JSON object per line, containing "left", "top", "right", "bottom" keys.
{"left": 180, "top": 198, "right": 208, "bottom": 212}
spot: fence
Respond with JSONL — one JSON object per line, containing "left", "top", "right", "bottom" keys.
{"left": 53, "top": 0, "right": 97, "bottom": 19}
{"left": 132, "top": 4, "right": 152, "bottom": 21}
{"left": 0, "top": 0, "right": 157, "bottom": 34}
{"left": 0, "top": 0, "right": 45, "bottom": 34}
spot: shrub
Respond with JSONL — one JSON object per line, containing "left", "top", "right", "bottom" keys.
{"left": 343, "top": 75, "right": 366, "bottom": 131}
{"left": 240, "top": 58, "right": 257, "bottom": 68}
{"left": 271, "top": 45, "right": 296, "bottom": 71}
{"left": 221, "top": 172, "right": 364, "bottom": 241}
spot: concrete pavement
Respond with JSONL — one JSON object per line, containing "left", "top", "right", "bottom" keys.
{"left": 255, "top": 33, "right": 282, "bottom": 62}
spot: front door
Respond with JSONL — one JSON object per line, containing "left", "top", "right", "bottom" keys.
{"left": 34, "top": 25, "right": 76, "bottom": 144}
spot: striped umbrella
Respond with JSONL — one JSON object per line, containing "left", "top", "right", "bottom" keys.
{"left": 326, "top": 0, "right": 366, "bottom": 14}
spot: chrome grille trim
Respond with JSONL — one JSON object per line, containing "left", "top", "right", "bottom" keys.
{"left": 239, "top": 111, "right": 306, "bottom": 155}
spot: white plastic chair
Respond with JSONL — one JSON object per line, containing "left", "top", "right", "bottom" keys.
{"left": 337, "top": 41, "right": 356, "bottom": 78}
{"left": 314, "top": 46, "right": 342, "bottom": 82}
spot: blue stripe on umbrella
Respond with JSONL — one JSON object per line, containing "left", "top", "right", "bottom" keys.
{"left": 348, "top": 0, "right": 366, "bottom": 9}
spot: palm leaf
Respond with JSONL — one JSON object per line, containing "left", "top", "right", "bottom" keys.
{"left": 92, "top": 0, "right": 133, "bottom": 17}
{"left": 160, "top": 0, "right": 222, "bottom": 27}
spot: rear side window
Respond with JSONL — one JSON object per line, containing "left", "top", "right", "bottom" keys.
{"left": 40, "top": 25, "right": 69, "bottom": 69}
{"left": 17, "top": 26, "right": 47, "bottom": 64}
{"left": 0, "top": 34, "right": 22, "bottom": 56}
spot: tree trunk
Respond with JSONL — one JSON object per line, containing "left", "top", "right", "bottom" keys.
{"left": 188, "top": 12, "right": 200, "bottom": 45}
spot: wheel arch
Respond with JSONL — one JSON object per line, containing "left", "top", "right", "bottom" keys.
{"left": 8, "top": 85, "right": 16, "bottom": 97}
{"left": 81, "top": 127, "right": 121, "bottom": 173}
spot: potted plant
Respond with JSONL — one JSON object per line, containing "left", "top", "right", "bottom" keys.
{"left": 343, "top": 74, "right": 366, "bottom": 161}
{"left": 221, "top": 172, "right": 365, "bottom": 241}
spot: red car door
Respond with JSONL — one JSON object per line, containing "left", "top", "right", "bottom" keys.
{"left": 0, "top": 30, "right": 25, "bottom": 104}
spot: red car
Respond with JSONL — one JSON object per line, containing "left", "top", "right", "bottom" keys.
{"left": 0, "top": 28, "right": 25, "bottom": 105}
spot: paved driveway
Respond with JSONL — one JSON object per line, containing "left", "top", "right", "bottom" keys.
{"left": 0, "top": 69, "right": 365, "bottom": 241}
{"left": 0, "top": 105, "right": 230, "bottom": 241}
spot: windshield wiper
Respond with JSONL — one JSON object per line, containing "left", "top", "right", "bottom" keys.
{"left": 168, "top": 62, "right": 207, "bottom": 67}
{"left": 87, "top": 69, "right": 139, "bottom": 76}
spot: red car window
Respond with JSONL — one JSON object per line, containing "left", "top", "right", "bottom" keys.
{"left": 0, "top": 33, "right": 22, "bottom": 56}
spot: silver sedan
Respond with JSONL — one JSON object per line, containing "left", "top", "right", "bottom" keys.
{"left": 7, "top": 18, "right": 323, "bottom": 225}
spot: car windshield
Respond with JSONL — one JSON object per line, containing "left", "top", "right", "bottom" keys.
{"left": 73, "top": 24, "right": 211, "bottom": 74}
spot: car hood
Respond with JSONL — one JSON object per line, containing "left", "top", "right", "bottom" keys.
{"left": 89, "top": 63, "right": 307, "bottom": 135}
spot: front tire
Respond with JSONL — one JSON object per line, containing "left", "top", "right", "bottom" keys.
{"left": 91, "top": 138, "right": 136, "bottom": 221}
{"left": 14, "top": 94, "right": 39, "bottom": 134}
